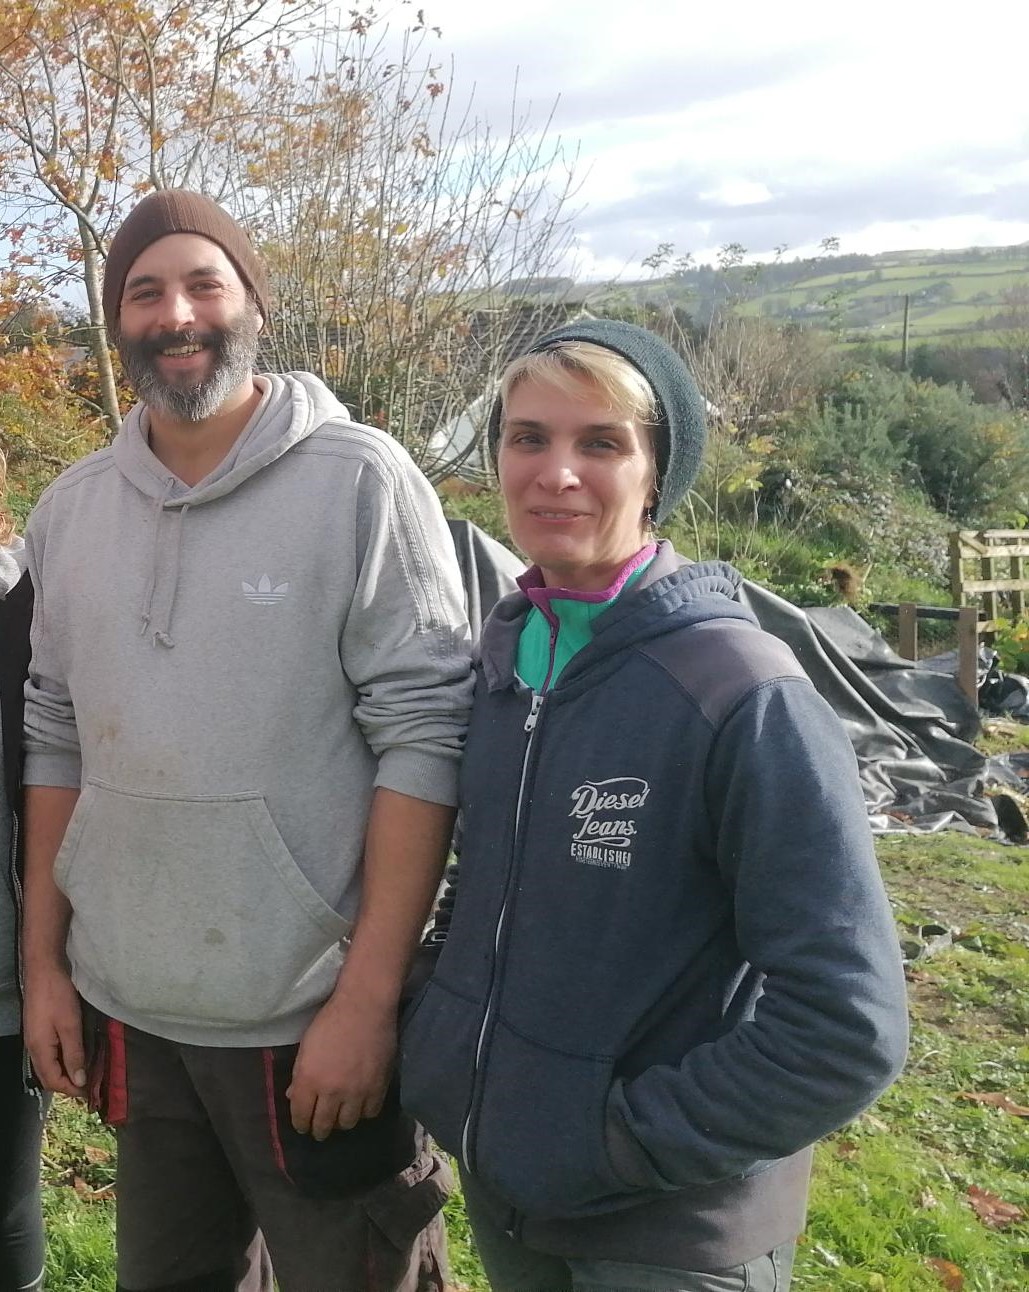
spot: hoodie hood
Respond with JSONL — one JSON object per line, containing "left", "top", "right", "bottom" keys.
{"left": 0, "top": 535, "right": 25, "bottom": 599}
{"left": 111, "top": 373, "right": 351, "bottom": 646}
{"left": 112, "top": 372, "right": 347, "bottom": 506}
{"left": 480, "top": 541, "right": 754, "bottom": 691}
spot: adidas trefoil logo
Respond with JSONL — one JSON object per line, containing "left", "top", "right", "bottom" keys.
{"left": 242, "top": 574, "right": 290, "bottom": 605}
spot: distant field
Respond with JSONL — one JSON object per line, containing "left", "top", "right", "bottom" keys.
{"left": 653, "top": 245, "right": 1029, "bottom": 343}
{"left": 800, "top": 260, "right": 1029, "bottom": 290}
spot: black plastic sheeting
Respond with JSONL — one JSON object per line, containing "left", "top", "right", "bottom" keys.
{"left": 448, "top": 521, "right": 1027, "bottom": 837}
{"left": 738, "top": 589, "right": 1022, "bottom": 835}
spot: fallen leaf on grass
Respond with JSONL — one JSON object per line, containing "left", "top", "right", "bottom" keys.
{"left": 966, "top": 1185, "right": 1024, "bottom": 1229}
{"left": 905, "top": 967, "right": 933, "bottom": 983}
{"left": 925, "top": 1257, "right": 964, "bottom": 1290}
{"left": 70, "top": 1175, "right": 115, "bottom": 1203}
{"left": 83, "top": 1144, "right": 112, "bottom": 1164}
{"left": 861, "top": 1114, "right": 890, "bottom": 1133}
{"left": 958, "top": 1091, "right": 1029, "bottom": 1117}
{"left": 835, "top": 1139, "right": 859, "bottom": 1158}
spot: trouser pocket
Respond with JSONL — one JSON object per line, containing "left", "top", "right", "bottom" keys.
{"left": 569, "top": 1240, "right": 795, "bottom": 1291}
{"left": 264, "top": 1044, "right": 426, "bottom": 1198}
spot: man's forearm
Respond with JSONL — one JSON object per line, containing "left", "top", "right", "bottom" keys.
{"left": 22, "top": 785, "right": 79, "bottom": 972}
{"left": 331, "top": 786, "right": 455, "bottom": 1008}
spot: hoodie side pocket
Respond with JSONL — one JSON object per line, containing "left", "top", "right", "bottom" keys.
{"left": 472, "top": 1018, "right": 632, "bottom": 1219}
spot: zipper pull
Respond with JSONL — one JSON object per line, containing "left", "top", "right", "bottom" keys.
{"left": 524, "top": 693, "right": 543, "bottom": 733}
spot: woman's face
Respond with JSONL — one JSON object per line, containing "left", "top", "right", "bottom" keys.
{"left": 498, "top": 373, "right": 655, "bottom": 592}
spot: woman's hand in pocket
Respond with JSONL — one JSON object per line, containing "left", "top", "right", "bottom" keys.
{"left": 287, "top": 989, "right": 397, "bottom": 1141}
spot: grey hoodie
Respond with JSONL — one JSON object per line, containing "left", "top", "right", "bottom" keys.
{"left": 23, "top": 374, "right": 473, "bottom": 1046}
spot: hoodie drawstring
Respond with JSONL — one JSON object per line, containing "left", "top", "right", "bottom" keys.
{"left": 139, "top": 478, "right": 174, "bottom": 641}
{"left": 139, "top": 479, "right": 186, "bottom": 649}
{"left": 152, "top": 503, "right": 188, "bottom": 649}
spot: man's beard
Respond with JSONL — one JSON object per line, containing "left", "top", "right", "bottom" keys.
{"left": 118, "top": 302, "right": 262, "bottom": 423}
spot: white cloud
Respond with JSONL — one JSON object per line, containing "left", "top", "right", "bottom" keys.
{"left": 378, "top": 0, "right": 1029, "bottom": 275}
{"left": 699, "top": 180, "right": 773, "bottom": 208}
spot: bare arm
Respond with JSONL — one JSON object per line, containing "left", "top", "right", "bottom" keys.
{"left": 288, "top": 787, "right": 455, "bottom": 1139}
{"left": 22, "top": 784, "right": 85, "bottom": 1097}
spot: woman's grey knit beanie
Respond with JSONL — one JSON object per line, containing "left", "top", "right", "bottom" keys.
{"left": 486, "top": 318, "right": 706, "bottom": 524}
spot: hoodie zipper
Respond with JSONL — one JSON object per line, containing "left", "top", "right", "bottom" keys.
{"left": 460, "top": 691, "right": 545, "bottom": 1173}
{"left": 8, "top": 808, "right": 44, "bottom": 1111}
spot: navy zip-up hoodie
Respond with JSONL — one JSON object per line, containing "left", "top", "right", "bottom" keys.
{"left": 401, "top": 545, "right": 908, "bottom": 1269}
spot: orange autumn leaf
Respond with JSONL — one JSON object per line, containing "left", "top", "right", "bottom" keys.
{"left": 925, "top": 1257, "right": 964, "bottom": 1290}
{"left": 958, "top": 1091, "right": 1029, "bottom": 1117}
{"left": 966, "top": 1185, "right": 1024, "bottom": 1229}
{"left": 69, "top": 1174, "right": 114, "bottom": 1203}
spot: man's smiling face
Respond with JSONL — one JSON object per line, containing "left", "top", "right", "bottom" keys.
{"left": 116, "top": 233, "right": 262, "bottom": 424}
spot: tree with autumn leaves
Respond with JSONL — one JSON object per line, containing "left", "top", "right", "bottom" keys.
{"left": 0, "top": 0, "right": 575, "bottom": 479}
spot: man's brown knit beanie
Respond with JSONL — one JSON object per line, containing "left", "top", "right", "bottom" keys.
{"left": 102, "top": 189, "right": 271, "bottom": 333}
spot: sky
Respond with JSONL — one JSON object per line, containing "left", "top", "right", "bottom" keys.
{"left": 408, "top": 0, "right": 1029, "bottom": 280}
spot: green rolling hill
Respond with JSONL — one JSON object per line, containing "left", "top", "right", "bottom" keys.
{"left": 586, "top": 245, "right": 1029, "bottom": 348}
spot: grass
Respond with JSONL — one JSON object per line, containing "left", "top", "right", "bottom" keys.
{"left": 793, "top": 834, "right": 1029, "bottom": 1291}
{"left": 39, "top": 831, "right": 1029, "bottom": 1290}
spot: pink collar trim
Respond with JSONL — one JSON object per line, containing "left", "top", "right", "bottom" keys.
{"left": 517, "top": 543, "right": 658, "bottom": 612}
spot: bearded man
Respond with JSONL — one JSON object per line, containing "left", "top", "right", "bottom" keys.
{"left": 19, "top": 190, "right": 473, "bottom": 1292}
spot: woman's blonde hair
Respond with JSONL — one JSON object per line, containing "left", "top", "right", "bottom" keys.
{"left": 499, "top": 340, "right": 659, "bottom": 431}
{"left": 0, "top": 449, "right": 16, "bottom": 546}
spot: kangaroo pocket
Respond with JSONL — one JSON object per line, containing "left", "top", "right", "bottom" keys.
{"left": 472, "top": 1018, "right": 638, "bottom": 1220}
{"left": 399, "top": 977, "right": 481, "bottom": 1157}
{"left": 55, "top": 780, "right": 349, "bottom": 1027}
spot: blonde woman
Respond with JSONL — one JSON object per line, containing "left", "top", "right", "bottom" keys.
{"left": 1, "top": 452, "right": 48, "bottom": 1292}
{"left": 402, "top": 321, "right": 908, "bottom": 1292}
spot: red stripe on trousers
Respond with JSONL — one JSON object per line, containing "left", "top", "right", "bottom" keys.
{"left": 106, "top": 1020, "right": 128, "bottom": 1125}
{"left": 262, "top": 1048, "right": 292, "bottom": 1181}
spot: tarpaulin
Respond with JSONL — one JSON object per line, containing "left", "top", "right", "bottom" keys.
{"left": 738, "top": 588, "right": 1003, "bottom": 834}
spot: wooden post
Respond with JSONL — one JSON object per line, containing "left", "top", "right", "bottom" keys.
{"left": 981, "top": 535, "right": 999, "bottom": 622}
{"left": 1012, "top": 553, "right": 1025, "bottom": 618}
{"left": 949, "top": 532, "right": 964, "bottom": 606}
{"left": 957, "top": 606, "right": 979, "bottom": 704}
{"left": 897, "top": 602, "right": 918, "bottom": 660}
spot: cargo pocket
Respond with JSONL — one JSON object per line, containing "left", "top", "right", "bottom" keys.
{"left": 362, "top": 1149, "right": 453, "bottom": 1292}
{"left": 264, "top": 1045, "right": 423, "bottom": 1198}
{"left": 58, "top": 780, "right": 349, "bottom": 1026}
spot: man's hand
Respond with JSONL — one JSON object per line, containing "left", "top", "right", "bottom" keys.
{"left": 287, "top": 991, "right": 397, "bottom": 1141}
{"left": 24, "top": 964, "right": 86, "bottom": 1098}
{"left": 286, "top": 787, "right": 455, "bottom": 1142}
